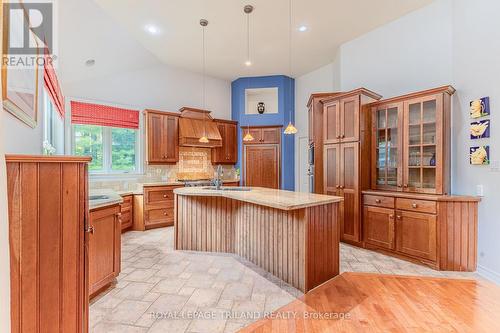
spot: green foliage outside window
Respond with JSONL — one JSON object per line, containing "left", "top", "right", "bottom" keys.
{"left": 74, "top": 124, "right": 103, "bottom": 171}
{"left": 111, "top": 128, "right": 136, "bottom": 171}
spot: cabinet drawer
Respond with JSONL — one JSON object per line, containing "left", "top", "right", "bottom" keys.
{"left": 120, "top": 210, "right": 132, "bottom": 230}
{"left": 121, "top": 195, "right": 133, "bottom": 209}
{"left": 396, "top": 198, "right": 437, "bottom": 214}
{"left": 364, "top": 195, "right": 394, "bottom": 208}
{"left": 145, "top": 208, "right": 174, "bottom": 226}
{"left": 145, "top": 188, "right": 174, "bottom": 204}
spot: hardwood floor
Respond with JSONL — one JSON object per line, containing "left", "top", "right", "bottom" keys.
{"left": 239, "top": 272, "right": 500, "bottom": 333}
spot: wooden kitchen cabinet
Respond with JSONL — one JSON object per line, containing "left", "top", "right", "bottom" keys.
{"left": 212, "top": 119, "right": 238, "bottom": 164}
{"left": 363, "top": 206, "right": 395, "bottom": 250}
{"left": 243, "top": 126, "right": 281, "bottom": 144}
{"left": 362, "top": 190, "right": 479, "bottom": 271}
{"left": 145, "top": 110, "right": 179, "bottom": 164}
{"left": 371, "top": 86, "right": 455, "bottom": 194}
{"left": 133, "top": 185, "right": 184, "bottom": 230}
{"left": 395, "top": 210, "right": 437, "bottom": 261}
{"left": 324, "top": 142, "right": 360, "bottom": 243}
{"left": 89, "top": 204, "right": 121, "bottom": 298}
{"left": 120, "top": 194, "right": 133, "bottom": 231}
{"left": 6, "top": 156, "right": 90, "bottom": 333}
{"left": 244, "top": 145, "right": 280, "bottom": 189}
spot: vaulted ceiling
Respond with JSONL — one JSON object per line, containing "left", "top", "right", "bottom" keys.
{"left": 59, "top": 0, "right": 434, "bottom": 83}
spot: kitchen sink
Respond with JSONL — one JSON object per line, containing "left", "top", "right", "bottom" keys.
{"left": 202, "top": 187, "right": 251, "bottom": 192}
{"left": 89, "top": 195, "right": 110, "bottom": 200}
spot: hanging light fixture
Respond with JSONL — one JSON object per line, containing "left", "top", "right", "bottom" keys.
{"left": 244, "top": 5, "right": 254, "bottom": 66}
{"left": 199, "top": 18, "right": 209, "bottom": 143}
{"left": 243, "top": 124, "right": 255, "bottom": 142}
{"left": 241, "top": 5, "right": 255, "bottom": 141}
{"left": 284, "top": 0, "right": 298, "bottom": 135}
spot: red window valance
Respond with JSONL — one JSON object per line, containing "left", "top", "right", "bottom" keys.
{"left": 44, "top": 56, "right": 65, "bottom": 117}
{"left": 71, "top": 101, "right": 139, "bottom": 129}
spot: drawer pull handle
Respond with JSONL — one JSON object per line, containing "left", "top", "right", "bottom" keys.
{"left": 412, "top": 203, "right": 418, "bottom": 208}
{"left": 375, "top": 199, "right": 381, "bottom": 204}
{"left": 163, "top": 194, "right": 167, "bottom": 198}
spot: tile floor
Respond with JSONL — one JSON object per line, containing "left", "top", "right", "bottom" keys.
{"left": 90, "top": 227, "right": 479, "bottom": 333}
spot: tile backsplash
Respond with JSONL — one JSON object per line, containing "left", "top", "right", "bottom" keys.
{"left": 90, "top": 147, "right": 237, "bottom": 190}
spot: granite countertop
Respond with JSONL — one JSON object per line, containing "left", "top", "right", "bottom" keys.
{"left": 89, "top": 189, "right": 124, "bottom": 210}
{"left": 174, "top": 187, "right": 343, "bottom": 211}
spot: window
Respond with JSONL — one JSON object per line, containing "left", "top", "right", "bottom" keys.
{"left": 43, "top": 89, "right": 64, "bottom": 154}
{"left": 73, "top": 124, "right": 140, "bottom": 174}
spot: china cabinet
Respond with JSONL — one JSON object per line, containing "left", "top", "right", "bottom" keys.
{"left": 371, "top": 86, "right": 453, "bottom": 195}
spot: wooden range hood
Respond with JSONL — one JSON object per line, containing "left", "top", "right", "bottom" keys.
{"left": 178, "top": 107, "right": 222, "bottom": 148}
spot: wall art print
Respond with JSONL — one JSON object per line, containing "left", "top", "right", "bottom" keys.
{"left": 470, "top": 145, "right": 490, "bottom": 165}
{"left": 470, "top": 97, "right": 490, "bottom": 119}
{"left": 470, "top": 119, "right": 490, "bottom": 139}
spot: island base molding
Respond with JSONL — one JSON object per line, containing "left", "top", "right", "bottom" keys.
{"left": 175, "top": 195, "right": 340, "bottom": 292}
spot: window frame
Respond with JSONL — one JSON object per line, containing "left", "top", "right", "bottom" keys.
{"left": 71, "top": 123, "right": 143, "bottom": 176}
{"left": 42, "top": 88, "right": 64, "bottom": 154}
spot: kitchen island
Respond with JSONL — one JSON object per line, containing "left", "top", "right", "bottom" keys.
{"left": 174, "top": 187, "right": 343, "bottom": 292}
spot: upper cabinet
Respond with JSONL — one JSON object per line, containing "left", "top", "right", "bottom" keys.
{"left": 243, "top": 126, "right": 281, "bottom": 145}
{"left": 145, "top": 110, "right": 179, "bottom": 164}
{"left": 371, "top": 86, "right": 455, "bottom": 195}
{"left": 212, "top": 119, "right": 238, "bottom": 164}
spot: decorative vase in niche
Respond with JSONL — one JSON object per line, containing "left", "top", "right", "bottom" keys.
{"left": 257, "top": 102, "right": 265, "bottom": 114}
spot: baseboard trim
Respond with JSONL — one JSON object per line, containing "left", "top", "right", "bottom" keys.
{"left": 477, "top": 265, "right": 500, "bottom": 285}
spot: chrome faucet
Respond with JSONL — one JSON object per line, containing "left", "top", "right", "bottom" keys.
{"left": 214, "top": 165, "right": 223, "bottom": 190}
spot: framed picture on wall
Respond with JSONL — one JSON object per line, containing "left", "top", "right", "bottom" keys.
{"left": 470, "top": 146, "right": 490, "bottom": 165}
{"left": 1, "top": 1, "right": 40, "bottom": 128}
{"left": 470, "top": 119, "right": 490, "bottom": 139}
{"left": 470, "top": 97, "right": 490, "bottom": 119}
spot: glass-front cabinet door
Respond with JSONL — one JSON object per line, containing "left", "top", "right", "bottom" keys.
{"left": 372, "top": 103, "right": 403, "bottom": 191}
{"left": 403, "top": 95, "right": 443, "bottom": 194}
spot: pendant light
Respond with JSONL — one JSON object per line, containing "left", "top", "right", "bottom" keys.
{"left": 241, "top": 5, "right": 255, "bottom": 142}
{"left": 199, "top": 19, "right": 209, "bottom": 143}
{"left": 244, "top": 5, "right": 254, "bottom": 66}
{"left": 284, "top": 0, "right": 298, "bottom": 135}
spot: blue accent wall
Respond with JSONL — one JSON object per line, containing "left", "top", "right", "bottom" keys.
{"left": 232, "top": 75, "right": 295, "bottom": 190}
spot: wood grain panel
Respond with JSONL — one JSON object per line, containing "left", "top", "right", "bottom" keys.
{"left": 175, "top": 195, "right": 339, "bottom": 292}
{"left": 438, "top": 200, "right": 478, "bottom": 271}
{"left": 7, "top": 158, "right": 88, "bottom": 333}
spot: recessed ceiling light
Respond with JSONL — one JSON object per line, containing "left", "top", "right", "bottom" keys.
{"left": 298, "top": 25, "right": 308, "bottom": 32}
{"left": 85, "top": 59, "right": 95, "bottom": 67}
{"left": 145, "top": 24, "right": 160, "bottom": 35}
{"left": 245, "top": 60, "right": 252, "bottom": 67}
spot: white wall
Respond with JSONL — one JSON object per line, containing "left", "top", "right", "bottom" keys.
{"left": 297, "top": 0, "right": 500, "bottom": 283}
{"left": 451, "top": 0, "right": 500, "bottom": 283}
{"left": 294, "top": 61, "right": 341, "bottom": 191}
{"left": 64, "top": 63, "right": 231, "bottom": 119}
{"left": 340, "top": 0, "right": 453, "bottom": 96}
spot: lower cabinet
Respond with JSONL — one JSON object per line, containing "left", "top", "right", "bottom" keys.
{"left": 363, "top": 206, "right": 395, "bottom": 250}
{"left": 133, "top": 185, "right": 183, "bottom": 230}
{"left": 362, "top": 191, "right": 479, "bottom": 271}
{"left": 120, "top": 194, "right": 133, "bottom": 231}
{"left": 396, "top": 210, "right": 437, "bottom": 261}
{"left": 89, "top": 204, "right": 121, "bottom": 298}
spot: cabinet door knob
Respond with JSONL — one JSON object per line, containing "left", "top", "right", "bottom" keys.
{"left": 375, "top": 199, "right": 381, "bottom": 204}
{"left": 336, "top": 135, "right": 341, "bottom": 139}
{"left": 389, "top": 214, "right": 394, "bottom": 219}
{"left": 163, "top": 212, "right": 168, "bottom": 216}
{"left": 396, "top": 215, "right": 402, "bottom": 220}
{"left": 163, "top": 194, "right": 167, "bottom": 198}
{"left": 341, "top": 134, "right": 345, "bottom": 139}
{"left": 335, "top": 185, "right": 340, "bottom": 189}
{"left": 340, "top": 185, "right": 345, "bottom": 190}
{"left": 412, "top": 203, "right": 418, "bottom": 208}
{"left": 403, "top": 184, "right": 408, "bottom": 188}
{"left": 87, "top": 226, "right": 95, "bottom": 235}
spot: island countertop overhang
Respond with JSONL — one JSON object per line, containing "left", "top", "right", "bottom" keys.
{"left": 174, "top": 187, "right": 343, "bottom": 210}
